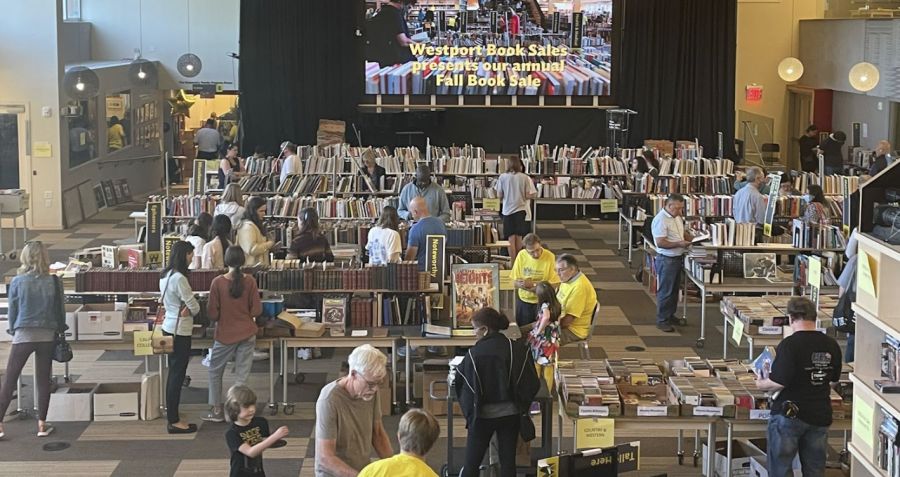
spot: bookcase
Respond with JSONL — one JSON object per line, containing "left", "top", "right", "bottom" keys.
{"left": 848, "top": 159, "right": 900, "bottom": 476}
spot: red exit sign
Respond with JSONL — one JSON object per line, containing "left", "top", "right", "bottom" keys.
{"left": 746, "top": 85, "right": 763, "bottom": 101}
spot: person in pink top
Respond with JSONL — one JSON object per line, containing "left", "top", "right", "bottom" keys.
{"left": 201, "top": 246, "right": 263, "bottom": 422}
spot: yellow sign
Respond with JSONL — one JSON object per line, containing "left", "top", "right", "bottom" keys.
{"left": 600, "top": 199, "right": 618, "bottom": 214}
{"left": 732, "top": 319, "right": 745, "bottom": 346}
{"left": 34, "top": 142, "right": 52, "bottom": 157}
{"left": 483, "top": 198, "right": 501, "bottom": 212}
{"left": 763, "top": 223, "right": 772, "bottom": 237}
{"left": 858, "top": 249, "right": 877, "bottom": 298}
{"left": 147, "top": 251, "right": 162, "bottom": 264}
{"left": 575, "top": 418, "right": 615, "bottom": 449}
{"left": 853, "top": 398, "right": 874, "bottom": 449}
{"left": 133, "top": 330, "right": 153, "bottom": 356}
{"left": 215, "top": 84, "right": 224, "bottom": 93}
{"left": 808, "top": 256, "right": 821, "bottom": 289}
{"left": 499, "top": 270, "right": 514, "bottom": 291}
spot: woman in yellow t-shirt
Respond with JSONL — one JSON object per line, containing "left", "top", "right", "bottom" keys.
{"left": 107, "top": 116, "right": 126, "bottom": 152}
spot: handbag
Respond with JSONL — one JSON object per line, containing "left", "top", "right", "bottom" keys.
{"left": 152, "top": 273, "right": 179, "bottom": 355}
{"left": 833, "top": 289, "right": 856, "bottom": 334}
{"left": 519, "top": 411, "right": 536, "bottom": 442}
{"left": 53, "top": 335, "right": 73, "bottom": 363}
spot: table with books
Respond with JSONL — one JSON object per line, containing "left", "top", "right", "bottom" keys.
{"left": 680, "top": 243, "right": 844, "bottom": 349}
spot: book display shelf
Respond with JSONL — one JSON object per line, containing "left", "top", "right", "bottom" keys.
{"left": 847, "top": 160, "right": 900, "bottom": 476}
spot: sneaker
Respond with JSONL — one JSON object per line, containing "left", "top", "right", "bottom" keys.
{"left": 252, "top": 350, "right": 269, "bottom": 361}
{"left": 312, "top": 347, "right": 322, "bottom": 359}
{"left": 396, "top": 346, "right": 419, "bottom": 359}
{"left": 529, "top": 402, "right": 541, "bottom": 415}
{"left": 200, "top": 409, "right": 225, "bottom": 423}
{"left": 297, "top": 348, "right": 312, "bottom": 360}
{"left": 201, "top": 356, "right": 211, "bottom": 367}
{"left": 426, "top": 346, "right": 447, "bottom": 357}
{"left": 656, "top": 322, "right": 676, "bottom": 333}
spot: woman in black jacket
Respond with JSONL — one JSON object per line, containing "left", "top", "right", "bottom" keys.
{"left": 454, "top": 307, "right": 540, "bottom": 477}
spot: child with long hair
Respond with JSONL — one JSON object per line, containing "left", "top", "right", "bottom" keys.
{"left": 526, "top": 281, "right": 561, "bottom": 388}
{"left": 185, "top": 212, "right": 213, "bottom": 269}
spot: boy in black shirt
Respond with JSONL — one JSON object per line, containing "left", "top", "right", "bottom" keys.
{"left": 798, "top": 125, "right": 819, "bottom": 173}
{"left": 755, "top": 297, "right": 842, "bottom": 477}
{"left": 224, "top": 386, "right": 289, "bottom": 477}
{"left": 817, "top": 131, "right": 846, "bottom": 176}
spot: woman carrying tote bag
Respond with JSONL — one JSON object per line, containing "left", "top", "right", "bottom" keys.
{"left": 159, "top": 241, "right": 201, "bottom": 434}
{"left": 0, "top": 242, "right": 68, "bottom": 439}
{"left": 201, "top": 246, "right": 262, "bottom": 422}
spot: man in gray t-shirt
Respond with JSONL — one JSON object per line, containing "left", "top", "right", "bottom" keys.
{"left": 315, "top": 345, "right": 394, "bottom": 476}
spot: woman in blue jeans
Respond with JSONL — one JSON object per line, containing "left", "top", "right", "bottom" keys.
{"left": 159, "top": 241, "right": 201, "bottom": 434}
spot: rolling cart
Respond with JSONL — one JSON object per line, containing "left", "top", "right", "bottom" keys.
{"left": 0, "top": 191, "right": 29, "bottom": 261}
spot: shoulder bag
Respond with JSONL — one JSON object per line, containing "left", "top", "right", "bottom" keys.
{"left": 152, "top": 272, "right": 183, "bottom": 354}
{"left": 51, "top": 275, "right": 73, "bottom": 363}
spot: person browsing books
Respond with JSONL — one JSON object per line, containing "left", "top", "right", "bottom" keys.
{"left": 358, "top": 409, "right": 441, "bottom": 477}
{"left": 184, "top": 212, "right": 212, "bottom": 270}
{"left": 224, "top": 385, "right": 289, "bottom": 477}
{"left": 801, "top": 184, "right": 832, "bottom": 228}
{"left": 733, "top": 167, "right": 772, "bottom": 196}
{"left": 732, "top": 166, "right": 768, "bottom": 225}
{"left": 509, "top": 233, "right": 560, "bottom": 327}
{"left": 455, "top": 307, "right": 540, "bottom": 477}
{"left": 202, "top": 215, "right": 233, "bottom": 269}
{"left": 236, "top": 197, "right": 279, "bottom": 267}
{"left": 360, "top": 148, "right": 386, "bottom": 192}
{"left": 398, "top": 165, "right": 451, "bottom": 223}
{"left": 651, "top": 194, "right": 693, "bottom": 333}
{"left": 279, "top": 142, "right": 301, "bottom": 185}
{"left": 817, "top": 131, "right": 846, "bottom": 176}
{"left": 754, "top": 297, "right": 842, "bottom": 477}
{"left": 0, "top": 242, "right": 69, "bottom": 440}
{"left": 315, "top": 345, "right": 394, "bottom": 477}
{"left": 287, "top": 207, "right": 334, "bottom": 262}
{"left": 219, "top": 142, "right": 245, "bottom": 187}
{"left": 493, "top": 155, "right": 536, "bottom": 258}
{"left": 799, "top": 125, "right": 819, "bottom": 173}
{"left": 405, "top": 197, "right": 448, "bottom": 271}
{"left": 202, "top": 246, "right": 263, "bottom": 423}
{"left": 526, "top": 282, "right": 562, "bottom": 388}
{"left": 869, "top": 140, "right": 893, "bottom": 176}
{"left": 195, "top": 118, "right": 222, "bottom": 160}
{"left": 367, "top": 206, "right": 402, "bottom": 264}
{"left": 216, "top": 183, "right": 247, "bottom": 229}
{"left": 554, "top": 254, "right": 597, "bottom": 345}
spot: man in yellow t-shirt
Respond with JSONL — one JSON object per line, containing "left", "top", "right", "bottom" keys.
{"left": 509, "top": 233, "right": 560, "bottom": 326}
{"left": 358, "top": 408, "right": 440, "bottom": 477}
{"left": 555, "top": 253, "right": 598, "bottom": 345}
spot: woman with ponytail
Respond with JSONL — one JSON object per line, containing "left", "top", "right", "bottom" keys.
{"left": 202, "top": 246, "right": 263, "bottom": 422}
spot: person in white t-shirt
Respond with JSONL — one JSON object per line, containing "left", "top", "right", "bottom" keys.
{"left": 366, "top": 206, "right": 402, "bottom": 265}
{"left": 279, "top": 142, "right": 301, "bottom": 185}
{"left": 493, "top": 155, "right": 536, "bottom": 258}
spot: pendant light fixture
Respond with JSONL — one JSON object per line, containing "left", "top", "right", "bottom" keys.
{"left": 777, "top": 0, "right": 804, "bottom": 82}
{"left": 128, "top": 0, "right": 159, "bottom": 87}
{"left": 849, "top": 62, "right": 880, "bottom": 92}
{"left": 177, "top": 0, "right": 202, "bottom": 77}
{"left": 62, "top": 21, "right": 100, "bottom": 100}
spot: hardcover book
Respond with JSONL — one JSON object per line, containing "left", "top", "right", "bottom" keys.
{"left": 451, "top": 263, "right": 500, "bottom": 328}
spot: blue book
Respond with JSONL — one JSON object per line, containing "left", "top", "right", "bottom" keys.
{"left": 752, "top": 346, "right": 777, "bottom": 379}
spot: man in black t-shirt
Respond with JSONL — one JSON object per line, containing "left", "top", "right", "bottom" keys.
{"left": 755, "top": 297, "right": 842, "bottom": 477}
{"left": 366, "top": 0, "right": 417, "bottom": 67}
{"left": 817, "top": 131, "right": 846, "bottom": 176}
{"left": 798, "top": 125, "right": 818, "bottom": 173}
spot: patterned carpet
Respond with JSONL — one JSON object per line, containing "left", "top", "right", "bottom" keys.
{"left": 0, "top": 203, "right": 826, "bottom": 476}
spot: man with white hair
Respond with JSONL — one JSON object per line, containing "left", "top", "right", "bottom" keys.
{"left": 869, "top": 140, "right": 893, "bottom": 175}
{"left": 315, "top": 345, "right": 394, "bottom": 477}
{"left": 732, "top": 166, "right": 767, "bottom": 225}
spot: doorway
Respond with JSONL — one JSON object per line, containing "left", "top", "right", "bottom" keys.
{"left": 0, "top": 113, "right": 19, "bottom": 189}
{"left": 787, "top": 88, "right": 814, "bottom": 172}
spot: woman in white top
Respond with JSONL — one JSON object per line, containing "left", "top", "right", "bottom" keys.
{"left": 201, "top": 215, "right": 232, "bottom": 269}
{"left": 366, "top": 206, "right": 402, "bottom": 264}
{"left": 158, "top": 241, "right": 201, "bottom": 434}
{"left": 236, "top": 196, "right": 279, "bottom": 266}
{"left": 183, "top": 212, "right": 212, "bottom": 269}
{"left": 493, "top": 155, "right": 537, "bottom": 258}
{"left": 214, "top": 183, "right": 246, "bottom": 229}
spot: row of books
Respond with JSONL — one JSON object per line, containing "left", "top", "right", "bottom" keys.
{"left": 149, "top": 195, "right": 218, "bottom": 218}
{"left": 254, "top": 263, "right": 430, "bottom": 292}
{"left": 634, "top": 175, "right": 734, "bottom": 195}
{"left": 237, "top": 174, "right": 280, "bottom": 193}
{"left": 74, "top": 269, "right": 222, "bottom": 293}
{"left": 535, "top": 178, "right": 620, "bottom": 199}
{"left": 243, "top": 156, "right": 283, "bottom": 175}
{"left": 878, "top": 411, "right": 900, "bottom": 475}
{"left": 656, "top": 158, "right": 734, "bottom": 176}
{"left": 640, "top": 194, "right": 735, "bottom": 217}
{"left": 346, "top": 295, "right": 431, "bottom": 328}
{"left": 790, "top": 220, "right": 848, "bottom": 249}
{"left": 791, "top": 173, "right": 859, "bottom": 196}
{"left": 262, "top": 196, "right": 401, "bottom": 220}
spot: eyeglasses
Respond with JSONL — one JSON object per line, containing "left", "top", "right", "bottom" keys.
{"left": 358, "top": 373, "right": 382, "bottom": 390}
{"left": 555, "top": 266, "right": 571, "bottom": 274}
{"left": 24, "top": 240, "right": 42, "bottom": 245}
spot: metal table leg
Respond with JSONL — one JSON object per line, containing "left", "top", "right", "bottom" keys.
{"left": 268, "top": 340, "right": 275, "bottom": 413}
{"left": 617, "top": 213, "right": 623, "bottom": 255}
{"left": 159, "top": 354, "right": 167, "bottom": 414}
{"left": 677, "top": 429, "right": 684, "bottom": 465}
{"left": 723, "top": 315, "right": 729, "bottom": 359}
{"left": 693, "top": 430, "right": 701, "bottom": 467}
{"left": 706, "top": 421, "right": 717, "bottom": 477}
{"left": 698, "top": 283, "right": 707, "bottom": 348}
{"left": 405, "top": 341, "right": 412, "bottom": 408}
{"left": 748, "top": 336, "right": 755, "bottom": 361}
{"left": 391, "top": 340, "right": 398, "bottom": 413}
{"left": 627, "top": 220, "right": 634, "bottom": 267}
{"left": 725, "top": 421, "right": 734, "bottom": 477}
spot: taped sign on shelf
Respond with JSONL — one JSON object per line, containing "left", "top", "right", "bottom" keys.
{"left": 575, "top": 418, "right": 614, "bottom": 449}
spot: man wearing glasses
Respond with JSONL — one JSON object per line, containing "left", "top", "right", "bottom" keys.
{"left": 651, "top": 194, "right": 693, "bottom": 332}
{"left": 316, "top": 345, "right": 394, "bottom": 476}
{"left": 510, "top": 233, "right": 560, "bottom": 326}
{"left": 555, "top": 254, "right": 598, "bottom": 345}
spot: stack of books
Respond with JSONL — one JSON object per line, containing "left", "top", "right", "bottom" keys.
{"left": 75, "top": 269, "right": 222, "bottom": 293}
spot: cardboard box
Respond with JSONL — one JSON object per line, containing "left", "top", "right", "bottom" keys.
{"left": 93, "top": 383, "right": 140, "bottom": 421}
{"left": 618, "top": 384, "right": 679, "bottom": 417}
{"left": 77, "top": 303, "right": 124, "bottom": 340}
{"left": 64, "top": 304, "right": 81, "bottom": 339}
{"left": 102, "top": 244, "right": 146, "bottom": 268}
{"left": 422, "top": 359, "right": 461, "bottom": 416}
{"left": 745, "top": 438, "right": 842, "bottom": 470}
{"left": 667, "top": 384, "right": 736, "bottom": 418}
{"left": 702, "top": 439, "right": 765, "bottom": 477}
{"left": 47, "top": 383, "right": 97, "bottom": 421}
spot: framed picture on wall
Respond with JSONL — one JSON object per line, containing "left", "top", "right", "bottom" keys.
{"left": 112, "top": 179, "right": 127, "bottom": 203}
{"left": 93, "top": 184, "right": 107, "bottom": 211}
{"left": 106, "top": 98, "right": 123, "bottom": 110}
{"left": 120, "top": 180, "right": 132, "bottom": 202}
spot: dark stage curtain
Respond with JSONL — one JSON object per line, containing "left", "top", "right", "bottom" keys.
{"left": 618, "top": 0, "right": 737, "bottom": 157}
{"left": 239, "top": 0, "right": 363, "bottom": 154}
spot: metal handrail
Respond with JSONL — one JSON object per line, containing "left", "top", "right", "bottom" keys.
{"left": 98, "top": 154, "right": 162, "bottom": 165}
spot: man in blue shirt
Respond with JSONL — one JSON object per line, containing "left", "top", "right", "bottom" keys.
{"left": 398, "top": 165, "right": 451, "bottom": 223}
{"left": 405, "top": 197, "right": 447, "bottom": 271}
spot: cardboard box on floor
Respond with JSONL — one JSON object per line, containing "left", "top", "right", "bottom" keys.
{"left": 93, "top": 383, "right": 140, "bottom": 421}
{"left": 64, "top": 304, "right": 81, "bottom": 339}
{"left": 47, "top": 383, "right": 98, "bottom": 421}
{"left": 340, "top": 362, "right": 391, "bottom": 416}
{"left": 702, "top": 439, "right": 764, "bottom": 477}
{"left": 422, "top": 359, "right": 461, "bottom": 416}
{"left": 744, "top": 438, "right": 843, "bottom": 472}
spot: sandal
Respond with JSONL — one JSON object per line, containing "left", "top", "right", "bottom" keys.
{"left": 37, "top": 424, "right": 54, "bottom": 437}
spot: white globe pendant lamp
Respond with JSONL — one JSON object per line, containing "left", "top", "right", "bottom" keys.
{"left": 849, "top": 62, "right": 880, "bottom": 92}
{"left": 777, "top": 57, "right": 804, "bottom": 82}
